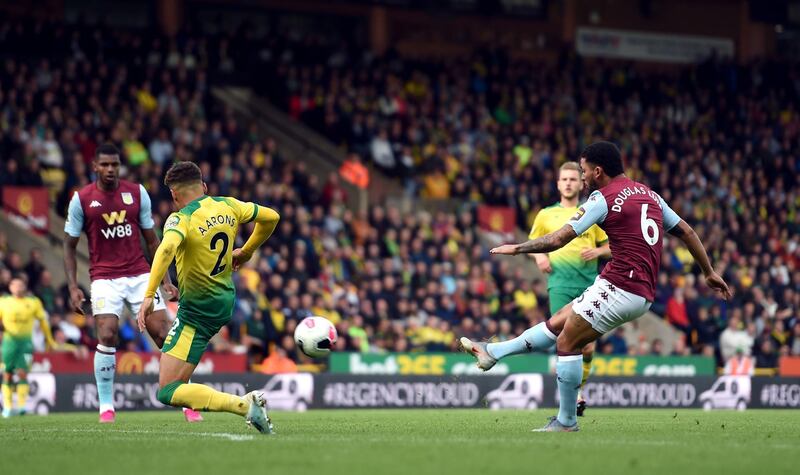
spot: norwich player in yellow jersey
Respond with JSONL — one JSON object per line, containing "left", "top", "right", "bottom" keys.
{"left": 137, "top": 161, "right": 280, "bottom": 434}
{"left": 1, "top": 277, "right": 55, "bottom": 417}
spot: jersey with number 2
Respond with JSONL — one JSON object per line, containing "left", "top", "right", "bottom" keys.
{"left": 162, "top": 195, "right": 258, "bottom": 326}
{"left": 568, "top": 176, "right": 681, "bottom": 302}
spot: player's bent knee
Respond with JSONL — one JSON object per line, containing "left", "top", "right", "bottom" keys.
{"left": 97, "top": 333, "right": 118, "bottom": 347}
{"left": 96, "top": 315, "right": 119, "bottom": 346}
{"left": 549, "top": 309, "right": 569, "bottom": 333}
{"left": 556, "top": 332, "right": 581, "bottom": 355}
{"left": 157, "top": 380, "right": 184, "bottom": 406}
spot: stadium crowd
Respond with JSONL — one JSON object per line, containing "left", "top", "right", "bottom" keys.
{"left": 1, "top": 19, "right": 800, "bottom": 369}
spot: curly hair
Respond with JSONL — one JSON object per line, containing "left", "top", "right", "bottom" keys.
{"left": 164, "top": 161, "right": 203, "bottom": 188}
{"left": 580, "top": 141, "right": 624, "bottom": 177}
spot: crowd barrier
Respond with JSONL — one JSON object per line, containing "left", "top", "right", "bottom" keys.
{"left": 7, "top": 373, "right": 800, "bottom": 414}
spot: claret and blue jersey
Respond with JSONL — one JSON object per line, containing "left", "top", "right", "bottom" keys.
{"left": 568, "top": 176, "right": 682, "bottom": 301}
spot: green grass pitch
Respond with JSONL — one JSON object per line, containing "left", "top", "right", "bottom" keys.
{"left": 1, "top": 409, "right": 797, "bottom": 475}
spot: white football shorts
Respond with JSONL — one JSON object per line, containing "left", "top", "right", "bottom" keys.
{"left": 571, "top": 277, "right": 652, "bottom": 334}
{"left": 90, "top": 273, "right": 167, "bottom": 317}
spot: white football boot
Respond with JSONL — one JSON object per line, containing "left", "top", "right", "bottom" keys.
{"left": 459, "top": 337, "right": 497, "bottom": 371}
{"left": 244, "top": 391, "right": 274, "bottom": 434}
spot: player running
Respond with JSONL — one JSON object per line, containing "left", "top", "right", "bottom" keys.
{"left": 462, "top": 141, "right": 731, "bottom": 431}
{"left": 528, "top": 161, "right": 610, "bottom": 416}
{"left": 137, "top": 161, "right": 280, "bottom": 434}
{"left": 1, "top": 277, "right": 55, "bottom": 417}
{"left": 63, "top": 143, "right": 203, "bottom": 423}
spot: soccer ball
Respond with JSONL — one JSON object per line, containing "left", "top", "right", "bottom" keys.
{"left": 294, "top": 316, "right": 338, "bottom": 358}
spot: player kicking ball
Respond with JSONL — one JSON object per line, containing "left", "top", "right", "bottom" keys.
{"left": 64, "top": 144, "right": 203, "bottom": 423}
{"left": 137, "top": 161, "right": 280, "bottom": 434}
{"left": 462, "top": 141, "right": 732, "bottom": 432}
{"left": 526, "top": 161, "right": 610, "bottom": 416}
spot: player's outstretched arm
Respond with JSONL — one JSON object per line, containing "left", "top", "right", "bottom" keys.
{"left": 490, "top": 224, "right": 577, "bottom": 256}
{"left": 138, "top": 231, "right": 182, "bottom": 331}
{"left": 232, "top": 206, "right": 280, "bottom": 271}
{"left": 668, "top": 220, "right": 733, "bottom": 300}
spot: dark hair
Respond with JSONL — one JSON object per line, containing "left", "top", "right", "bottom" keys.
{"left": 95, "top": 143, "right": 121, "bottom": 159}
{"left": 165, "top": 161, "right": 203, "bottom": 188}
{"left": 581, "top": 141, "right": 624, "bottom": 177}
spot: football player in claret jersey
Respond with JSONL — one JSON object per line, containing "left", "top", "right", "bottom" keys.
{"left": 137, "top": 161, "right": 280, "bottom": 434}
{"left": 63, "top": 143, "right": 203, "bottom": 423}
{"left": 1, "top": 277, "right": 56, "bottom": 417}
{"left": 527, "top": 161, "right": 610, "bottom": 416}
{"left": 463, "top": 141, "right": 732, "bottom": 432}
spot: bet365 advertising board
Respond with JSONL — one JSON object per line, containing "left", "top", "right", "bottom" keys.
{"left": 328, "top": 353, "right": 715, "bottom": 377}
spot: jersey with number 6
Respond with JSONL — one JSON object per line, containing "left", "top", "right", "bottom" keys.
{"left": 163, "top": 195, "right": 259, "bottom": 328}
{"left": 568, "top": 176, "right": 681, "bottom": 301}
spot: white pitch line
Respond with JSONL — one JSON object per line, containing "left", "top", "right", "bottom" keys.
{"left": 5, "top": 427, "right": 258, "bottom": 442}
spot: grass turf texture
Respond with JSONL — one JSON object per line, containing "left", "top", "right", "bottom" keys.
{"left": 1, "top": 409, "right": 797, "bottom": 475}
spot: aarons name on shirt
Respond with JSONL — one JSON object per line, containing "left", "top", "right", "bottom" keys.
{"left": 196, "top": 213, "right": 237, "bottom": 236}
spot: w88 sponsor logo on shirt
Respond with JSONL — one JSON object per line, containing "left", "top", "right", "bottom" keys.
{"left": 100, "top": 210, "right": 133, "bottom": 239}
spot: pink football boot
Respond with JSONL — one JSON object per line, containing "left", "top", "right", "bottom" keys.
{"left": 99, "top": 410, "right": 116, "bottom": 423}
{"left": 183, "top": 408, "right": 204, "bottom": 422}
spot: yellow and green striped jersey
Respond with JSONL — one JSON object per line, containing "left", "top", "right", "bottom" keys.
{"left": 163, "top": 195, "right": 258, "bottom": 327}
{"left": 0, "top": 295, "right": 47, "bottom": 338}
{"left": 529, "top": 202, "right": 608, "bottom": 290}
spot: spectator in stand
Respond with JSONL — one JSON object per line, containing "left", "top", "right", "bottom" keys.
{"left": 665, "top": 287, "right": 691, "bottom": 338}
{"left": 724, "top": 348, "right": 755, "bottom": 375}
{"left": 34, "top": 270, "right": 57, "bottom": 314}
{"left": 790, "top": 322, "right": 800, "bottom": 356}
{"left": 23, "top": 249, "right": 45, "bottom": 290}
{"left": 339, "top": 152, "right": 370, "bottom": 190}
{"left": 671, "top": 337, "right": 691, "bottom": 356}
{"left": 755, "top": 339, "right": 779, "bottom": 370}
{"left": 720, "top": 316, "right": 754, "bottom": 361}
{"left": 603, "top": 329, "right": 628, "bottom": 355}
{"left": 650, "top": 339, "right": 665, "bottom": 356}
{"left": 259, "top": 346, "right": 298, "bottom": 374}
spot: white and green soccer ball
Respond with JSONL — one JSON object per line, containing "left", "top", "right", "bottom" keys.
{"left": 293, "top": 316, "right": 338, "bottom": 358}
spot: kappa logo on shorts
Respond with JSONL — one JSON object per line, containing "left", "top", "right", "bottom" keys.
{"left": 592, "top": 300, "right": 601, "bottom": 310}
{"left": 600, "top": 291, "right": 609, "bottom": 301}
{"left": 583, "top": 309, "right": 594, "bottom": 319}
{"left": 607, "top": 284, "right": 616, "bottom": 292}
